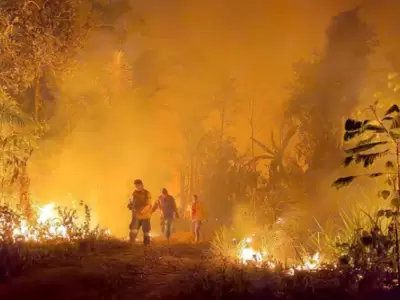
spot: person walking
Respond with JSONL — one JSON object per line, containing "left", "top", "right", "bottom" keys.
{"left": 191, "top": 194, "right": 206, "bottom": 243}
{"left": 152, "top": 188, "right": 179, "bottom": 243}
{"left": 127, "top": 179, "right": 152, "bottom": 246}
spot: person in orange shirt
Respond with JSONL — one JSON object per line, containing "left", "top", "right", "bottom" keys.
{"left": 127, "top": 179, "right": 152, "bottom": 245}
{"left": 191, "top": 194, "right": 206, "bottom": 243}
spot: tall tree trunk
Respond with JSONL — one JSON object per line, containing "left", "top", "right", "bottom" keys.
{"left": 220, "top": 107, "right": 225, "bottom": 151}
{"left": 193, "top": 154, "right": 198, "bottom": 194}
{"left": 34, "top": 75, "right": 41, "bottom": 121}
{"left": 249, "top": 99, "right": 257, "bottom": 216}
{"left": 249, "top": 98, "right": 256, "bottom": 173}
{"left": 189, "top": 156, "right": 195, "bottom": 196}
{"left": 179, "top": 169, "right": 186, "bottom": 216}
{"left": 395, "top": 142, "right": 400, "bottom": 282}
{"left": 19, "top": 161, "right": 32, "bottom": 221}
{"left": 25, "top": 74, "right": 40, "bottom": 221}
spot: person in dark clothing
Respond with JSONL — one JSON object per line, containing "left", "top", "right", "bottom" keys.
{"left": 152, "top": 188, "right": 179, "bottom": 243}
{"left": 127, "top": 179, "right": 152, "bottom": 245}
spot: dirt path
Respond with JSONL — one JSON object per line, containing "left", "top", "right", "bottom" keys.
{"left": 0, "top": 241, "right": 211, "bottom": 300}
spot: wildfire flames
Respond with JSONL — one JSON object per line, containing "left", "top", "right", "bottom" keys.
{"left": 5, "top": 203, "right": 319, "bottom": 275}
{"left": 297, "top": 252, "right": 320, "bottom": 270}
{"left": 238, "top": 236, "right": 321, "bottom": 274}
{"left": 1, "top": 201, "right": 110, "bottom": 242}
{"left": 12, "top": 203, "right": 68, "bottom": 241}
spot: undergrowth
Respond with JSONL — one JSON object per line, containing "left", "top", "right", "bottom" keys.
{"left": 0, "top": 201, "right": 115, "bottom": 280}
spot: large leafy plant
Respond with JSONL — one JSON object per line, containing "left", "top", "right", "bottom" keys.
{"left": 333, "top": 97, "right": 400, "bottom": 280}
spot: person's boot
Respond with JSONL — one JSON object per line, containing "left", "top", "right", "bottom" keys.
{"left": 167, "top": 239, "right": 172, "bottom": 255}
{"left": 143, "top": 234, "right": 151, "bottom": 248}
{"left": 144, "top": 236, "right": 152, "bottom": 257}
{"left": 129, "top": 231, "right": 137, "bottom": 244}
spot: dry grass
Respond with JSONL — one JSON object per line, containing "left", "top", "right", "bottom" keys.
{"left": 1, "top": 239, "right": 400, "bottom": 299}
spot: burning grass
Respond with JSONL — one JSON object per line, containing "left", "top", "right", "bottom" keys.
{"left": 209, "top": 201, "right": 400, "bottom": 290}
{"left": 0, "top": 200, "right": 113, "bottom": 280}
{"left": 210, "top": 226, "right": 323, "bottom": 274}
{"left": 1, "top": 198, "right": 399, "bottom": 298}
{"left": 0, "top": 200, "right": 110, "bottom": 243}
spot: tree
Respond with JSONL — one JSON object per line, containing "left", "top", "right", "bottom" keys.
{"left": 251, "top": 124, "right": 297, "bottom": 181}
{"left": 0, "top": 89, "right": 41, "bottom": 217}
{"left": 91, "top": 0, "right": 132, "bottom": 26}
{"left": 285, "top": 7, "right": 376, "bottom": 205}
{"left": 248, "top": 98, "right": 256, "bottom": 172}
{"left": 250, "top": 124, "right": 306, "bottom": 223}
{"left": 0, "top": 0, "right": 94, "bottom": 119}
{"left": 333, "top": 97, "right": 400, "bottom": 281}
{"left": 52, "top": 49, "right": 134, "bottom": 137}
{"left": 169, "top": 56, "right": 217, "bottom": 213}
{"left": 0, "top": 0, "right": 95, "bottom": 217}
{"left": 177, "top": 116, "right": 208, "bottom": 214}
{"left": 213, "top": 77, "right": 237, "bottom": 146}
{"left": 195, "top": 130, "right": 258, "bottom": 222}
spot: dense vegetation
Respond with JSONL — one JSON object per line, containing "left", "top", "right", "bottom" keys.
{"left": 0, "top": 2, "right": 400, "bottom": 299}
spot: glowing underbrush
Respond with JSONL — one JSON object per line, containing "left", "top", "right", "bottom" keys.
{"left": 210, "top": 226, "right": 322, "bottom": 275}
{"left": 0, "top": 201, "right": 110, "bottom": 243}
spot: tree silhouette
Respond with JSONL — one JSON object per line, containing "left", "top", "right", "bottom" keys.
{"left": 0, "top": 0, "right": 94, "bottom": 119}
{"left": 285, "top": 7, "right": 376, "bottom": 212}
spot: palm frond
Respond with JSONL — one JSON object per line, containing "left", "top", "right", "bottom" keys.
{"left": 389, "top": 132, "right": 400, "bottom": 140}
{"left": 369, "top": 172, "right": 384, "bottom": 178}
{"left": 248, "top": 154, "right": 275, "bottom": 165}
{"left": 364, "top": 123, "right": 385, "bottom": 132}
{"left": 344, "top": 156, "right": 354, "bottom": 167}
{"left": 333, "top": 172, "right": 387, "bottom": 189}
{"left": 345, "top": 119, "right": 366, "bottom": 131}
{"left": 251, "top": 138, "right": 275, "bottom": 155}
{"left": 385, "top": 104, "right": 400, "bottom": 116}
{"left": 344, "top": 119, "right": 385, "bottom": 142}
{"left": 270, "top": 131, "right": 277, "bottom": 151}
{"left": 332, "top": 176, "right": 357, "bottom": 189}
{"left": 390, "top": 114, "right": 400, "bottom": 129}
{"left": 353, "top": 149, "right": 390, "bottom": 168}
{"left": 356, "top": 133, "right": 377, "bottom": 146}
{"left": 344, "top": 141, "right": 388, "bottom": 154}
{"left": 344, "top": 130, "right": 363, "bottom": 141}
{"left": 281, "top": 126, "right": 297, "bottom": 151}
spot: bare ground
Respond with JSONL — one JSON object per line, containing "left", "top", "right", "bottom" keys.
{"left": 0, "top": 235, "right": 210, "bottom": 300}
{"left": 2, "top": 235, "right": 400, "bottom": 300}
